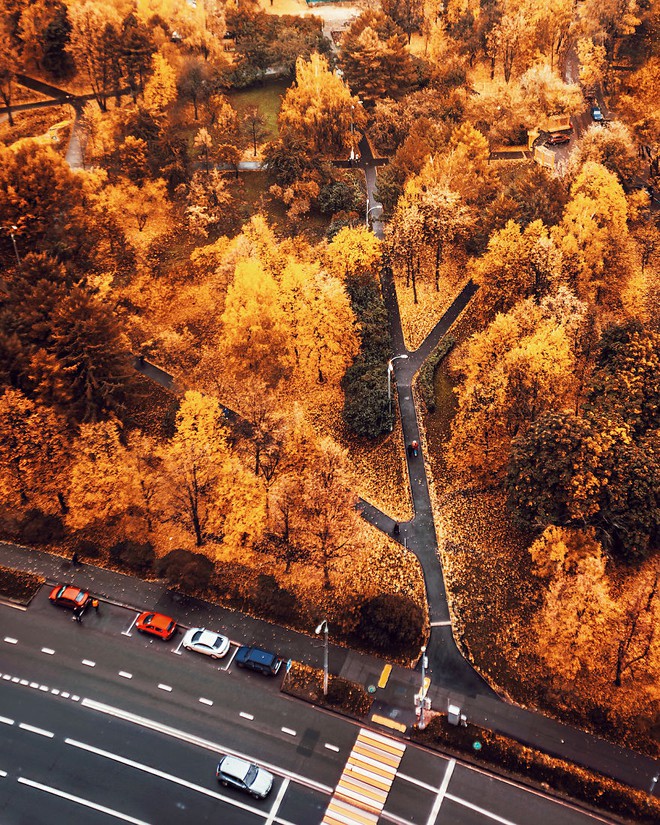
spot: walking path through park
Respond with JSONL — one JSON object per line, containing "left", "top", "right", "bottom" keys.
{"left": 3, "top": 45, "right": 658, "bottom": 801}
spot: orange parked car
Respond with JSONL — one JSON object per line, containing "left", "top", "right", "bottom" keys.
{"left": 49, "top": 585, "right": 91, "bottom": 611}
{"left": 135, "top": 611, "right": 177, "bottom": 640}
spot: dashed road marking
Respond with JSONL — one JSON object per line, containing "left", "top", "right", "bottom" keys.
{"left": 19, "top": 723, "right": 54, "bottom": 738}
{"left": 82, "top": 660, "right": 95, "bottom": 667}
{"left": 4, "top": 637, "right": 17, "bottom": 645}
{"left": 119, "top": 671, "right": 133, "bottom": 679}
{"left": 281, "top": 727, "right": 296, "bottom": 736}
{"left": 239, "top": 712, "right": 254, "bottom": 720}
{"left": 324, "top": 743, "right": 340, "bottom": 753}
{"left": 158, "top": 684, "right": 172, "bottom": 692}
{"left": 0, "top": 716, "right": 14, "bottom": 726}
{"left": 41, "top": 648, "right": 55, "bottom": 655}
{"left": 199, "top": 698, "right": 213, "bottom": 706}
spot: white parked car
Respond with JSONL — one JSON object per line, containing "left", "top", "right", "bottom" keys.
{"left": 216, "top": 755, "right": 273, "bottom": 798}
{"left": 182, "top": 627, "right": 230, "bottom": 659}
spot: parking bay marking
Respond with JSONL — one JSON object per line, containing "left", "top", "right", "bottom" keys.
{"left": 122, "top": 615, "right": 138, "bottom": 637}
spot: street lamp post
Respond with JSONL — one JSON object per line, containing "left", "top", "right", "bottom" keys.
{"left": 9, "top": 225, "right": 20, "bottom": 266}
{"left": 651, "top": 773, "right": 659, "bottom": 796}
{"left": 387, "top": 354, "right": 409, "bottom": 430}
{"left": 315, "top": 620, "right": 329, "bottom": 696}
{"left": 366, "top": 199, "right": 382, "bottom": 228}
{"left": 418, "top": 645, "right": 429, "bottom": 730}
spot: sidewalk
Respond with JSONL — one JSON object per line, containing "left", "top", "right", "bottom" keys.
{"left": 1, "top": 540, "right": 657, "bottom": 795}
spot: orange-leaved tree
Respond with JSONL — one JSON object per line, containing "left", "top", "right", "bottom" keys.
{"left": 278, "top": 53, "right": 366, "bottom": 158}
{"left": 0, "top": 389, "right": 69, "bottom": 512}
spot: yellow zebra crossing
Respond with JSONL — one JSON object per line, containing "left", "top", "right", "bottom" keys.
{"left": 322, "top": 728, "right": 406, "bottom": 824}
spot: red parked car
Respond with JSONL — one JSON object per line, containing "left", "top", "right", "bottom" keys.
{"left": 135, "top": 611, "right": 177, "bottom": 640}
{"left": 49, "top": 585, "right": 91, "bottom": 610}
{"left": 545, "top": 133, "right": 571, "bottom": 146}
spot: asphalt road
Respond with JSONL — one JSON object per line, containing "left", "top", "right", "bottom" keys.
{"left": 0, "top": 593, "right": 618, "bottom": 824}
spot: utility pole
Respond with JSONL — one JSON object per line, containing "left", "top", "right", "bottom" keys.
{"left": 315, "top": 620, "right": 329, "bottom": 696}
{"left": 9, "top": 225, "right": 21, "bottom": 267}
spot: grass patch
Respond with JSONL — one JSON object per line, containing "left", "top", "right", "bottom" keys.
{"left": 228, "top": 78, "right": 290, "bottom": 140}
{"left": 413, "top": 714, "right": 660, "bottom": 825}
{"left": 282, "top": 661, "right": 373, "bottom": 718}
{"left": 0, "top": 565, "right": 45, "bottom": 605}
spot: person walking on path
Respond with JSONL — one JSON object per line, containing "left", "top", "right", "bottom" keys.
{"left": 72, "top": 551, "right": 80, "bottom": 567}
{"left": 72, "top": 606, "right": 84, "bottom": 623}
{"left": 91, "top": 598, "right": 99, "bottom": 612}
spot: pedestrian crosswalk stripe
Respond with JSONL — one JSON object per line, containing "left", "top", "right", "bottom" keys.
{"left": 321, "top": 728, "right": 406, "bottom": 824}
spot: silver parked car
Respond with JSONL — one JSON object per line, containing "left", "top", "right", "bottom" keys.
{"left": 216, "top": 755, "right": 274, "bottom": 798}
{"left": 182, "top": 627, "right": 230, "bottom": 659}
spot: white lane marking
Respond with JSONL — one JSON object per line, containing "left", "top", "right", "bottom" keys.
{"left": 19, "top": 679, "right": 28, "bottom": 685}
{"left": 61, "top": 692, "right": 70, "bottom": 698}
{"left": 239, "top": 712, "right": 254, "bottom": 721}
{"left": 199, "top": 698, "right": 213, "bottom": 706}
{"left": 122, "top": 615, "right": 138, "bottom": 636}
{"left": 324, "top": 744, "right": 339, "bottom": 753}
{"left": 29, "top": 682, "right": 39, "bottom": 689}
{"left": 17, "top": 777, "right": 150, "bottom": 825}
{"left": 19, "top": 723, "right": 54, "bottom": 738}
{"left": 396, "top": 772, "right": 437, "bottom": 792}
{"left": 82, "top": 660, "right": 95, "bottom": 667}
{"left": 158, "top": 684, "right": 172, "bottom": 692}
{"left": 281, "top": 727, "right": 296, "bottom": 736}
{"left": 446, "top": 793, "right": 518, "bottom": 824}
{"left": 41, "top": 648, "right": 55, "bottom": 655}
{"left": 39, "top": 685, "right": 49, "bottom": 692}
{"left": 0, "top": 770, "right": 6, "bottom": 776}
{"left": 0, "top": 601, "right": 27, "bottom": 611}
{"left": 65, "top": 740, "right": 296, "bottom": 822}
{"left": 0, "top": 716, "right": 14, "bottom": 726}
{"left": 2, "top": 674, "right": 10, "bottom": 679}
{"left": 265, "top": 777, "right": 289, "bottom": 825}
{"left": 81, "top": 698, "right": 333, "bottom": 795}
{"left": 72, "top": 695, "right": 80, "bottom": 701}
{"left": 4, "top": 637, "right": 18, "bottom": 644}
{"left": 430, "top": 620, "right": 452, "bottom": 627}
{"left": 426, "top": 759, "right": 455, "bottom": 824}
{"left": 221, "top": 646, "right": 239, "bottom": 670}
{"left": 51, "top": 689, "right": 60, "bottom": 696}
{"left": 119, "top": 671, "right": 133, "bottom": 679}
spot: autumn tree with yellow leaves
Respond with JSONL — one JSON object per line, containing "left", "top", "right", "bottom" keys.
{"left": 278, "top": 53, "right": 366, "bottom": 158}
{"left": 159, "top": 391, "right": 265, "bottom": 548}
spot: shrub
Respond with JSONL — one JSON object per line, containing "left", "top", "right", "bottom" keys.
{"left": 342, "top": 363, "right": 390, "bottom": 437}
{"left": 342, "top": 277, "right": 393, "bottom": 438}
{"left": 109, "top": 540, "right": 155, "bottom": 574}
{"left": 19, "top": 509, "right": 64, "bottom": 545}
{"left": 318, "top": 180, "right": 361, "bottom": 216}
{"left": 356, "top": 593, "right": 426, "bottom": 659}
{"left": 418, "top": 336, "right": 454, "bottom": 412}
{"left": 254, "top": 574, "right": 298, "bottom": 623}
{"left": 156, "top": 548, "right": 214, "bottom": 593}
{"left": 73, "top": 539, "right": 101, "bottom": 559}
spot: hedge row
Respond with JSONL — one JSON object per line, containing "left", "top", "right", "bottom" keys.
{"left": 417, "top": 336, "right": 455, "bottom": 413}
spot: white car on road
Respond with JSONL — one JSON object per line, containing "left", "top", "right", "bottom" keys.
{"left": 182, "top": 627, "right": 231, "bottom": 659}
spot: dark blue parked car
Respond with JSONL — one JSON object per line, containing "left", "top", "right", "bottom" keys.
{"left": 235, "top": 645, "right": 282, "bottom": 676}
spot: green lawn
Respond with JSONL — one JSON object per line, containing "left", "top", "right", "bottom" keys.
{"left": 228, "top": 78, "right": 291, "bottom": 140}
